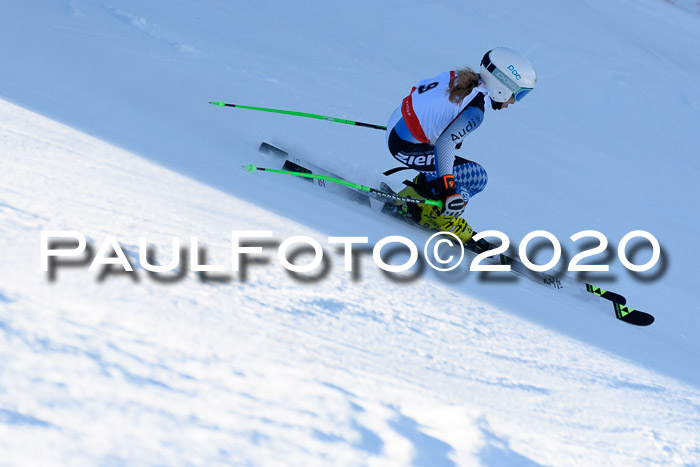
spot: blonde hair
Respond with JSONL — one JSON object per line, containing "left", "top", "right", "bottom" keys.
{"left": 447, "top": 67, "right": 481, "bottom": 104}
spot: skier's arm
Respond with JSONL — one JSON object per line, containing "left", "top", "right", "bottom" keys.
{"left": 434, "top": 105, "right": 484, "bottom": 177}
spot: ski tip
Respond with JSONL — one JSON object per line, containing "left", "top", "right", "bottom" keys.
{"left": 620, "top": 311, "right": 655, "bottom": 326}
{"left": 242, "top": 163, "right": 257, "bottom": 172}
{"left": 614, "top": 302, "right": 655, "bottom": 326}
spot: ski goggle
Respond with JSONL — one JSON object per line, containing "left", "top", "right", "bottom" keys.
{"left": 513, "top": 87, "right": 533, "bottom": 102}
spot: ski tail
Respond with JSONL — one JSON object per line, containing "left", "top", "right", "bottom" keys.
{"left": 259, "top": 142, "right": 371, "bottom": 206}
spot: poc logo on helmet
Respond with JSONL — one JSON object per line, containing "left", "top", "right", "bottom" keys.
{"left": 494, "top": 69, "right": 519, "bottom": 91}
{"left": 507, "top": 65, "right": 521, "bottom": 81}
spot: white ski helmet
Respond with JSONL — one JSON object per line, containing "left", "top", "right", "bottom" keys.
{"left": 479, "top": 47, "right": 537, "bottom": 103}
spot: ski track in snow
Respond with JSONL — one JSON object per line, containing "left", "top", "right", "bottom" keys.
{"left": 1, "top": 0, "right": 700, "bottom": 465}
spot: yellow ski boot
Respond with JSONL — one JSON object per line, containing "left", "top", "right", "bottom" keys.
{"left": 418, "top": 204, "right": 474, "bottom": 243}
{"left": 392, "top": 173, "right": 474, "bottom": 243}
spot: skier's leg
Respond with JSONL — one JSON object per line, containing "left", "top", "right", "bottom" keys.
{"left": 411, "top": 158, "right": 482, "bottom": 242}
{"left": 386, "top": 110, "right": 436, "bottom": 172}
{"left": 385, "top": 111, "right": 437, "bottom": 207}
{"left": 416, "top": 158, "right": 487, "bottom": 204}
{"left": 452, "top": 160, "right": 488, "bottom": 206}
{"left": 384, "top": 112, "right": 474, "bottom": 242}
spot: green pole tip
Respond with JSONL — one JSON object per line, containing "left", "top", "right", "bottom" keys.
{"left": 209, "top": 101, "right": 226, "bottom": 107}
{"left": 242, "top": 164, "right": 257, "bottom": 172}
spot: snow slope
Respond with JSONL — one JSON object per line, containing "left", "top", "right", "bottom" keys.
{"left": 1, "top": 0, "right": 700, "bottom": 465}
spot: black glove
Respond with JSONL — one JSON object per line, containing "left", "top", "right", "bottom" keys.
{"left": 434, "top": 174, "right": 465, "bottom": 217}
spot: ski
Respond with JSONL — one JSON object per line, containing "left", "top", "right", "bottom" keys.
{"left": 259, "top": 142, "right": 370, "bottom": 207}
{"left": 257, "top": 142, "right": 654, "bottom": 326}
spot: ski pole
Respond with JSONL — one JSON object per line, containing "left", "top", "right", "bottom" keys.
{"left": 243, "top": 164, "right": 442, "bottom": 208}
{"left": 210, "top": 101, "right": 387, "bottom": 131}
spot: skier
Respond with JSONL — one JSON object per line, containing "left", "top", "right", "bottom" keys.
{"left": 384, "top": 47, "right": 537, "bottom": 242}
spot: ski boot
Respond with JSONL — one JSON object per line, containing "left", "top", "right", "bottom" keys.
{"left": 418, "top": 204, "right": 473, "bottom": 243}
{"left": 384, "top": 173, "right": 474, "bottom": 243}
{"left": 381, "top": 173, "right": 426, "bottom": 223}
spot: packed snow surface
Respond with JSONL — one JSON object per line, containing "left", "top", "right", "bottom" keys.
{"left": 1, "top": 0, "right": 699, "bottom": 465}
